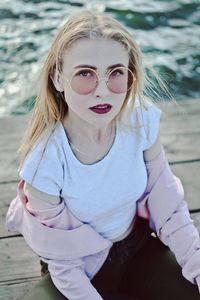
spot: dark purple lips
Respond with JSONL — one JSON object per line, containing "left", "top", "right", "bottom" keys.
{"left": 89, "top": 104, "right": 112, "bottom": 114}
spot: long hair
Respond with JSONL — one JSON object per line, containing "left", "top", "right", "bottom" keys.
{"left": 18, "top": 10, "right": 170, "bottom": 169}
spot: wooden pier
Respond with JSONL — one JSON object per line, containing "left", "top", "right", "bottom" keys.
{"left": 0, "top": 99, "right": 200, "bottom": 299}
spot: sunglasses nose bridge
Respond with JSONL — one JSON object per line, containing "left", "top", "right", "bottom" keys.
{"left": 96, "top": 71, "right": 110, "bottom": 86}
{"left": 93, "top": 73, "right": 110, "bottom": 95}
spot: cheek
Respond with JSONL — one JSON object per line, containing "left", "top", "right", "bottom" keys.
{"left": 115, "top": 94, "right": 127, "bottom": 106}
{"left": 63, "top": 89, "right": 87, "bottom": 108}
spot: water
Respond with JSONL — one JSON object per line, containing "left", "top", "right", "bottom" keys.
{"left": 0, "top": 0, "right": 199, "bottom": 117}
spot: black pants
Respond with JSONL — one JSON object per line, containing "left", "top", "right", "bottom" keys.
{"left": 24, "top": 217, "right": 199, "bottom": 300}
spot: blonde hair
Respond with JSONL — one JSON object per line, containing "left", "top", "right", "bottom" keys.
{"left": 18, "top": 10, "right": 171, "bottom": 169}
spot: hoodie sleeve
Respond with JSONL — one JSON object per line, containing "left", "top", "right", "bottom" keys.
{"left": 137, "top": 149, "right": 200, "bottom": 291}
{"left": 44, "top": 259, "right": 103, "bottom": 300}
{"left": 6, "top": 181, "right": 104, "bottom": 300}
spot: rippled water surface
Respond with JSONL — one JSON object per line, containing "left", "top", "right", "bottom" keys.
{"left": 0, "top": 0, "right": 199, "bottom": 117}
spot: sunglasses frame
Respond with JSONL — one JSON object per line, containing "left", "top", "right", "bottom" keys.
{"left": 61, "top": 66, "right": 135, "bottom": 95}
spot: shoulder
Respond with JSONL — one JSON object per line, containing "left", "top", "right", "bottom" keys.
{"left": 134, "top": 98, "right": 162, "bottom": 123}
{"left": 140, "top": 100, "right": 163, "bottom": 160}
{"left": 138, "top": 99, "right": 162, "bottom": 149}
{"left": 19, "top": 123, "right": 64, "bottom": 196}
{"left": 126, "top": 98, "right": 162, "bottom": 151}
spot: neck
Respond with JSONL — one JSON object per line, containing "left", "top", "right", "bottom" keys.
{"left": 61, "top": 115, "right": 116, "bottom": 164}
{"left": 62, "top": 116, "right": 114, "bottom": 146}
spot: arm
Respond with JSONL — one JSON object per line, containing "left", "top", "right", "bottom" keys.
{"left": 19, "top": 182, "right": 105, "bottom": 300}
{"left": 143, "top": 131, "right": 162, "bottom": 162}
{"left": 141, "top": 138, "right": 200, "bottom": 291}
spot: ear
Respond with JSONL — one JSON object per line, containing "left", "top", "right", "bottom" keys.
{"left": 50, "top": 69, "right": 64, "bottom": 92}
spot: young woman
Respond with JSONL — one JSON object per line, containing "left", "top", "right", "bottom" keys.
{"left": 6, "top": 10, "right": 200, "bottom": 300}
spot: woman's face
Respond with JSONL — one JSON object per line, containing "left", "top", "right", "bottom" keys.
{"left": 54, "top": 37, "right": 130, "bottom": 128}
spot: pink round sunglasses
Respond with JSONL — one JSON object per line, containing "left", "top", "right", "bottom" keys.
{"left": 61, "top": 66, "right": 135, "bottom": 95}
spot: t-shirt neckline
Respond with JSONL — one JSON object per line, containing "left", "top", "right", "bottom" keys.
{"left": 58, "top": 120, "right": 119, "bottom": 167}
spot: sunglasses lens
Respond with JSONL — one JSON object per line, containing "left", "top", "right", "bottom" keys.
{"left": 108, "top": 67, "right": 134, "bottom": 94}
{"left": 71, "top": 69, "right": 98, "bottom": 95}
{"left": 70, "top": 67, "right": 134, "bottom": 95}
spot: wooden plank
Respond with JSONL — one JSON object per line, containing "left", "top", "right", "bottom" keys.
{"left": 0, "top": 280, "right": 37, "bottom": 300}
{"left": 159, "top": 99, "right": 200, "bottom": 133}
{"left": 161, "top": 131, "right": 200, "bottom": 163}
{"left": 0, "top": 235, "right": 40, "bottom": 299}
{"left": 0, "top": 114, "right": 29, "bottom": 135}
{"left": 0, "top": 182, "right": 18, "bottom": 238}
{"left": 0, "top": 115, "right": 28, "bottom": 183}
{"left": 170, "top": 161, "right": 200, "bottom": 210}
{"left": 0, "top": 236, "right": 40, "bottom": 284}
{"left": 159, "top": 100, "right": 200, "bottom": 162}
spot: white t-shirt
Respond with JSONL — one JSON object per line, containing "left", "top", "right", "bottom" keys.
{"left": 19, "top": 102, "right": 162, "bottom": 241}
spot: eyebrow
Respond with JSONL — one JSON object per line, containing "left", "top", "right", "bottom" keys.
{"left": 74, "top": 63, "right": 126, "bottom": 70}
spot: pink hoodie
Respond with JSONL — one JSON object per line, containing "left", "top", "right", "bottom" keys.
{"left": 5, "top": 149, "right": 200, "bottom": 299}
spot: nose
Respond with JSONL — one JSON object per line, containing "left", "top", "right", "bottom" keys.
{"left": 93, "top": 77, "right": 110, "bottom": 98}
